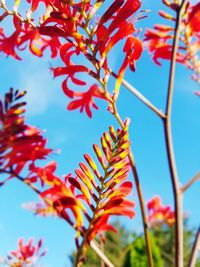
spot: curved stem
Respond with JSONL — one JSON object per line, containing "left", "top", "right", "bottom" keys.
{"left": 112, "top": 104, "right": 154, "bottom": 267}
{"left": 163, "top": 1, "right": 187, "bottom": 267}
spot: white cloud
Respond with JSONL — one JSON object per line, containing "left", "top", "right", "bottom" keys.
{"left": 18, "top": 66, "right": 63, "bottom": 116}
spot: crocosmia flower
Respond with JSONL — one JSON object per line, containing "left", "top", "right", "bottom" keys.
{"left": 147, "top": 196, "right": 175, "bottom": 227}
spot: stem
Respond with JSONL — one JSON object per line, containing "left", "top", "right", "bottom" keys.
{"left": 90, "top": 241, "right": 114, "bottom": 267}
{"left": 187, "top": 227, "right": 200, "bottom": 267}
{"left": 161, "top": 250, "right": 174, "bottom": 264}
{"left": 0, "top": 169, "right": 113, "bottom": 267}
{"left": 0, "top": 0, "right": 36, "bottom": 27}
{"left": 181, "top": 172, "right": 200, "bottom": 193}
{"left": 112, "top": 104, "right": 154, "bottom": 267}
{"left": 128, "top": 153, "right": 154, "bottom": 267}
{"left": 163, "top": 1, "right": 187, "bottom": 267}
{"left": 111, "top": 72, "right": 166, "bottom": 119}
{"left": 0, "top": 169, "right": 41, "bottom": 195}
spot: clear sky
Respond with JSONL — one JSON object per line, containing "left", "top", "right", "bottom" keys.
{"left": 0, "top": 1, "right": 199, "bottom": 266}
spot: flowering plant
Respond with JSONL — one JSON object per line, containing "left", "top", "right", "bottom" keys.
{"left": 0, "top": 0, "right": 199, "bottom": 266}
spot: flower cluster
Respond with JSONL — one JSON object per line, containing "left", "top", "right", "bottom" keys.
{"left": 144, "top": 1, "right": 200, "bottom": 86}
{"left": 147, "top": 196, "right": 175, "bottom": 227}
{"left": 0, "top": 0, "right": 143, "bottom": 117}
{"left": 22, "top": 119, "right": 135, "bottom": 264}
{"left": 0, "top": 88, "right": 135, "bottom": 261}
{"left": 1, "top": 238, "right": 46, "bottom": 267}
{"left": 0, "top": 88, "right": 52, "bottom": 181}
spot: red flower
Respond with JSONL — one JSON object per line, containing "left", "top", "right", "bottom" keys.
{"left": 187, "top": 3, "right": 200, "bottom": 35}
{"left": 26, "top": 0, "right": 50, "bottom": 12}
{"left": 114, "top": 37, "right": 142, "bottom": 98}
{"left": 67, "top": 84, "right": 108, "bottom": 118}
{"left": 51, "top": 42, "right": 109, "bottom": 117}
{"left": 6, "top": 238, "right": 46, "bottom": 266}
{"left": 0, "top": 0, "right": 143, "bottom": 119}
{"left": 40, "top": 36, "right": 62, "bottom": 58}
{"left": 28, "top": 162, "right": 85, "bottom": 228}
{"left": 0, "top": 89, "right": 52, "bottom": 178}
{"left": 144, "top": 28, "right": 185, "bottom": 66}
{"left": 147, "top": 196, "right": 175, "bottom": 227}
{"left": 144, "top": 0, "right": 200, "bottom": 83}
{"left": 96, "top": 0, "right": 142, "bottom": 66}
{"left": 23, "top": 124, "right": 135, "bottom": 244}
{"left": 0, "top": 30, "right": 21, "bottom": 60}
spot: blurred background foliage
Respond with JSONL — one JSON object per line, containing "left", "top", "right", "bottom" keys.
{"left": 70, "top": 220, "right": 200, "bottom": 267}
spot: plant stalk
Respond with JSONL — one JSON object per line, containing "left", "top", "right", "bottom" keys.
{"left": 181, "top": 172, "right": 200, "bottom": 193}
{"left": 163, "top": 1, "right": 187, "bottom": 267}
{"left": 187, "top": 227, "right": 200, "bottom": 267}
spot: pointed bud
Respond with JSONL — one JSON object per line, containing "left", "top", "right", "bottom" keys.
{"left": 93, "top": 144, "right": 107, "bottom": 169}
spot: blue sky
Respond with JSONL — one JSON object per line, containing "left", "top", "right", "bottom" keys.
{"left": 0, "top": 1, "right": 200, "bottom": 266}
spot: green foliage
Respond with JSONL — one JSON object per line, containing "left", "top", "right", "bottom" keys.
{"left": 123, "top": 234, "right": 163, "bottom": 267}
{"left": 152, "top": 222, "right": 200, "bottom": 267}
{"left": 101, "top": 221, "right": 131, "bottom": 267}
{"left": 70, "top": 220, "right": 200, "bottom": 267}
{"left": 70, "top": 221, "right": 132, "bottom": 267}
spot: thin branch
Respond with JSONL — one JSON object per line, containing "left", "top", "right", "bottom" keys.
{"left": 111, "top": 72, "right": 166, "bottom": 119}
{"left": 112, "top": 103, "right": 154, "bottom": 267}
{"left": 181, "top": 172, "right": 200, "bottom": 193}
{"left": 0, "top": 169, "right": 114, "bottom": 267}
{"left": 163, "top": 1, "right": 187, "bottom": 267}
{"left": 187, "top": 227, "right": 200, "bottom": 267}
{"left": 161, "top": 250, "right": 174, "bottom": 264}
{"left": 0, "top": 0, "right": 36, "bottom": 27}
{"left": 0, "top": 169, "right": 41, "bottom": 195}
{"left": 90, "top": 241, "right": 114, "bottom": 267}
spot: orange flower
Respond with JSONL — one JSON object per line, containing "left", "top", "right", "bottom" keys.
{"left": 67, "top": 84, "right": 108, "bottom": 118}
{"left": 7, "top": 238, "right": 46, "bottom": 267}
{"left": 0, "top": 1, "right": 143, "bottom": 117}
{"left": 144, "top": 28, "right": 185, "bottom": 66}
{"left": 144, "top": 0, "right": 200, "bottom": 85}
{"left": 28, "top": 162, "right": 85, "bottom": 229}
{"left": 147, "top": 196, "right": 175, "bottom": 227}
{"left": 114, "top": 37, "right": 142, "bottom": 98}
